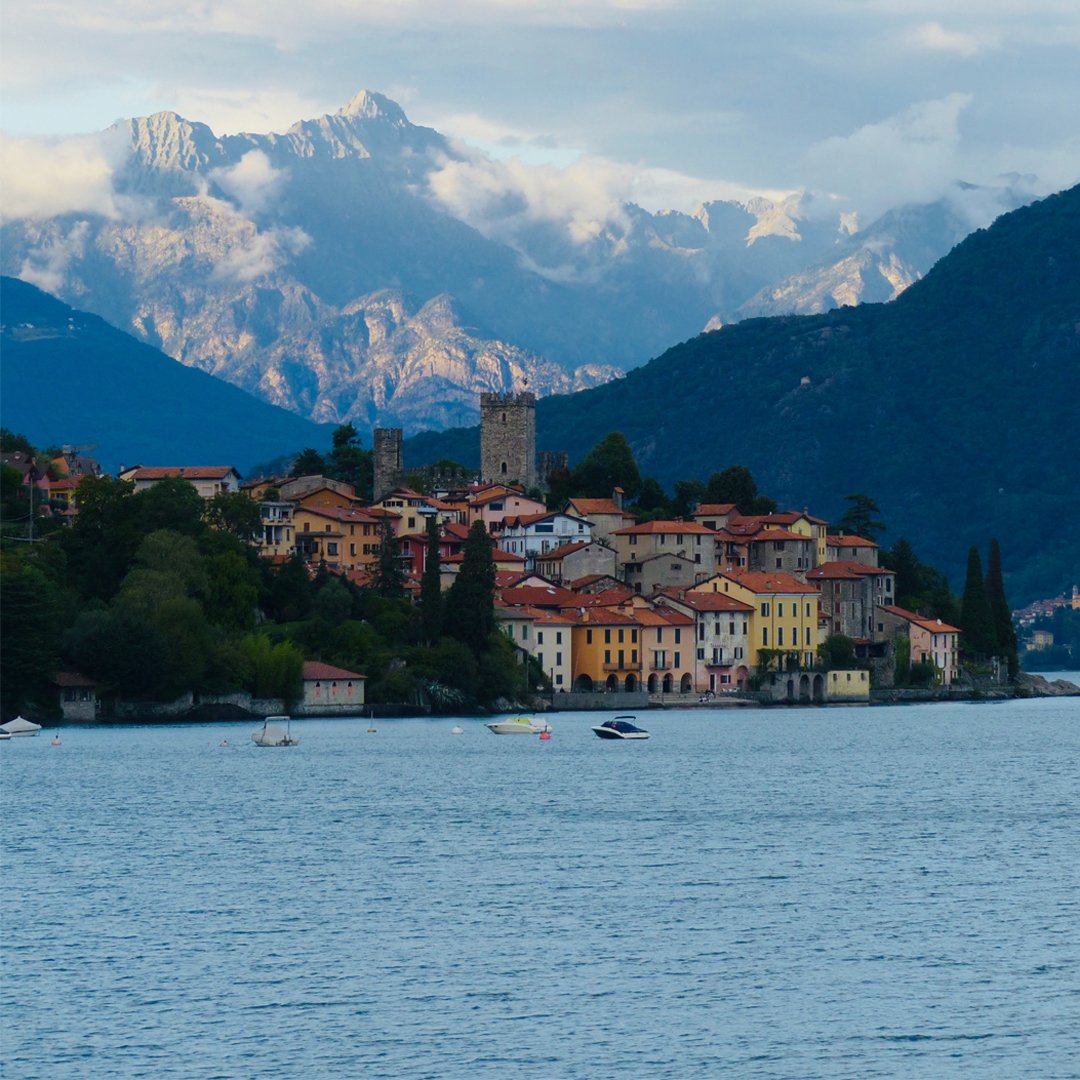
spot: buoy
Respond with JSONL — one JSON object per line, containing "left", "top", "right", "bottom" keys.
{"left": 51, "top": 736, "right": 62, "bottom": 746}
{"left": 219, "top": 739, "right": 229, "bottom": 747}
{"left": 451, "top": 725, "right": 464, "bottom": 736}
{"left": 539, "top": 730, "right": 551, "bottom": 741}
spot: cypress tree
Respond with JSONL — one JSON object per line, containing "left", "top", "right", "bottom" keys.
{"left": 444, "top": 520, "right": 496, "bottom": 655}
{"left": 985, "top": 538, "right": 1018, "bottom": 678}
{"left": 372, "top": 517, "right": 404, "bottom": 598}
{"left": 960, "top": 545, "right": 995, "bottom": 658}
{"left": 420, "top": 512, "right": 443, "bottom": 645}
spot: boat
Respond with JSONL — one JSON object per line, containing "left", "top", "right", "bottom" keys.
{"left": 485, "top": 715, "right": 551, "bottom": 735}
{"left": 0, "top": 715, "right": 43, "bottom": 737}
{"left": 592, "top": 716, "right": 650, "bottom": 740}
{"left": 251, "top": 715, "right": 299, "bottom": 747}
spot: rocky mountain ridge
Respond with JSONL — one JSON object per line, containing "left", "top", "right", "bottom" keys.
{"left": 1, "top": 91, "right": 1034, "bottom": 434}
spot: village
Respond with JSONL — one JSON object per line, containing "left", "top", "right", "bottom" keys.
{"left": 7, "top": 390, "right": 1021, "bottom": 722}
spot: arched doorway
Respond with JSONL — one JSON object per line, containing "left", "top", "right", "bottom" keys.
{"left": 663, "top": 673, "right": 673, "bottom": 693}
{"left": 799, "top": 674, "right": 811, "bottom": 703}
{"left": 647, "top": 674, "right": 658, "bottom": 693}
{"left": 813, "top": 674, "right": 825, "bottom": 703}
{"left": 786, "top": 678, "right": 795, "bottom": 702}
{"left": 736, "top": 666, "right": 749, "bottom": 688}
{"left": 574, "top": 674, "right": 593, "bottom": 692}
{"left": 680, "top": 673, "right": 693, "bottom": 693}
{"left": 606, "top": 674, "right": 619, "bottom": 692}
{"left": 625, "top": 674, "right": 636, "bottom": 692}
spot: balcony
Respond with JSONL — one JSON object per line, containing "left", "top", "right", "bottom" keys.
{"left": 603, "top": 660, "right": 642, "bottom": 672}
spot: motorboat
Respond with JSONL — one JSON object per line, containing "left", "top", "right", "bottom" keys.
{"left": 0, "top": 715, "right": 42, "bottom": 737}
{"left": 485, "top": 715, "right": 551, "bottom": 735}
{"left": 592, "top": 716, "right": 650, "bottom": 740}
{"left": 251, "top": 716, "right": 299, "bottom": 747}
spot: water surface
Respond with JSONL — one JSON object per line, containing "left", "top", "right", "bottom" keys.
{"left": 3, "top": 700, "right": 1078, "bottom": 1078}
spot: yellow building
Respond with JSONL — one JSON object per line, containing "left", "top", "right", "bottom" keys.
{"left": 692, "top": 571, "right": 820, "bottom": 672}
{"left": 293, "top": 505, "right": 384, "bottom": 572}
{"left": 570, "top": 608, "right": 644, "bottom": 693}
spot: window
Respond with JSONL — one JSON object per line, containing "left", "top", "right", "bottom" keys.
{"left": 537, "top": 652, "right": 544, "bottom": 668}
{"left": 805, "top": 627, "right": 811, "bottom": 645}
{"left": 556, "top": 631, "right": 562, "bottom": 644}
{"left": 537, "top": 631, "right": 544, "bottom": 645}
{"left": 303, "top": 522, "right": 310, "bottom": 532}
{"left": 776, "top": 558, "right": 783, "bottom": 569}
{"left": 674, "top": 651, "right": 681, "bottom": 667}
{"left": 555, "top": 674, "right": 564, "bottom": 685}
{"left": 674, "top": 629, "right": 682, "bottom": 644}
{"left": 698, "top": 624, "right": 705, "bottom": 641}
{"left": 657, "top": 628, "right": 663, "bottom": 643}
{"left": 762, "top": 628, "right": 769, "bottom": 646}
{"left": 774, "top": 540, "right": 785, "bottom": 551}
{"left": 697, "top": 648, "right": 705, "bottom": 660}
{"left": 605, "top": 649, "right": 611, "bottom": 664}
{"left": 350, "top": 544, "right": 356, "bottom": 556}
{"left": 735, "top": 647, "right": 744, "bottom": 659}
{"left": 761, "top": 602, "right": 770, "bottom": 617}
{"left": 631, "top": 650, "right": 637, "bottom": 664}
{"left": 631, "top": 629, "right": 638, "bottom": 643}
{"left": 327, "top": 542, "right": 338, "bottom": 556}
{"left": 806, "top": 603, "right": 811, "bottom": 617}
{"left": 778, "top": 602, "right": 784, "bottom": 617}
{"left": 777, "top": 627, "right": 784, "bottom": 646}
{"left": 729, "top": 621, "right": 735, "bottom": 635}
{"left": 556, "top": 652, "right": 562, "bottom": 665}
{"left": 522, "top": 625, "right": 528, "bottom": 639}
{"left": 618, "top": 629, "right": 624, "bottom": 643}
{"left": 605, "top": 629, "right": 611, "bottom": 644}
{"left": 714, "top": 622, "right": 721, "bottom": 636}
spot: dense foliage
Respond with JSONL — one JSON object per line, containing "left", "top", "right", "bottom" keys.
{"left": 0, "top": 441, "right": 528, "bottom": 718}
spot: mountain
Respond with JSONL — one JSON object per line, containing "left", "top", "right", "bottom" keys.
{"left": 407, "top": 185, "right": 1080, "bottom": 604}
{"left": 0, "top": 277, "right": 329, "bottom": 473}
{"left": 0, "top": 91, "right": 1031, "bottom": 434}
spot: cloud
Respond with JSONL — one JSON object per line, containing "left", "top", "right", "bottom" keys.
{"left": 0, "top": 129, "right": 129, "bottom": 220}
{"left": 210, "top": 150, "right": 285, "bottom": 214}
{"left": 911, "top": 21, "right": 994, "bottom": 56}
{"left": 17, "top": 222, "right": 92, "bottom": 295}
{"left": 801, "top": 94, "right": 976, "bottom": 221}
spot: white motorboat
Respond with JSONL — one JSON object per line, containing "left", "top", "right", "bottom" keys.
{"left": 251, "top": 716, "right": 299, "bottom": 747}
{"left": 592, "top": 716, "right": 650, "bottom": 740}
{"left": 0, "top": 715, "right": 42, "bottom": 737}
{"left": 485, "top": 715, "right": 551, "bottom": 735}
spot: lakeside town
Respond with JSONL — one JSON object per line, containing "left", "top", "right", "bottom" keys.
{"left": 2, "top": 392, "right": 1077, "bottom": 723}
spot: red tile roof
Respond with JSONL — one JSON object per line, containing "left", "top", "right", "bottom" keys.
{"left": 879, "top": 606, "right": 960, "bottom": 634}
{"left": 654, "top": 587, "right": 755, "bottom": 613}
{"left": 720, "top": 571, "right": 820, "bottom": 594}
{"left": 566, "top": 497, "right": 631, "bottom": 516}
{"left": 614, "top": 520, "right": 716, "bottom": 536}
{"left": 130, "top": 466, "right": 239, "bottom": 480}
{"left": 693, "top": 503, "right": 737, "bottom": 516}
{"left": 537, "top": 541, "right": 591, "bottom": 560}
{"left": 302, "top": 661, "right": 366, "bottom": 681}
{"left": 829, "top": 533, "right": 879, "bottom": 548}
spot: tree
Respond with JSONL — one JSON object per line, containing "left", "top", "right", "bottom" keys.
{"left": 985, "top": 538, "right": 1019, "bottom": 677}
{"left": 327, "top": 424, "right": 373, "bottom": 497}
{"left": 838, "top": 493, "right": 885, "bottom": 542}
{"left": 266, "top": 553, "right": 313, "bottom": 623}
{"left": 0, "top": 555, "right": 63, "bottom": 714}
{"left": 706, "top": 466, "right": 758, "bottom": 511}
{"left": 420, "top": 513, "right": 443, "bottom": 645}
{"left": 819, "top": 634, "right": 856, "bottom": 668}
{"left": 571, "top": 432, "right": 641, "bottom": 499}
{"left": 135, "top": 477, "right": 205, "bottom": 537}
{"left": 671, "top": 479, "right": 706, "bottom": 518}
{"left": 205, "top": 491, "right": 262, "bottom": 541}
{"left": 291, "top": 448, "right": 327, "bottom": 478}
{"left": 444, "top": 521, "right": 496, "bottom": 655}
{"left": 371, "top": 518, "right": 404, "bottom": 599}
{"left": 960, "top": 545, "right": 995, "bottom": 658}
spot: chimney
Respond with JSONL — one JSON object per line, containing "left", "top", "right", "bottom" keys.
{"left": 613, "top": 486, "right": 624, "bottom": 510}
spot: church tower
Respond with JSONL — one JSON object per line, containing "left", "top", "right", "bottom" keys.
{"left": 480, "top": 391, "right": 536, "bottom": 490}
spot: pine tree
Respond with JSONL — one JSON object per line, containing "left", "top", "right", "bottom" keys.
{"left": 960, "top": 545, "right": 995, "bottom": 658}
{"left": 444, "top": 520, "right": 496, "bottom": 655}
{"left": 420, "top": 512, "right": 443, "bottom": 645}
{"left": 838, "top": 493, "right": 885, "bottom": 542}
{"left": 985, "top": 537, "right": 1019, "bottom": 678}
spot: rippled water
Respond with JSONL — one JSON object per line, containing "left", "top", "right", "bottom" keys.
{"left": 3, "top": 699, "right": 1079, "bottom": 1079}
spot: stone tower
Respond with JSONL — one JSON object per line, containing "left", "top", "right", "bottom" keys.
{"left": 480, "top": 391, "right": 536, "bottom": 490}
{"left": 372, "top": 427, "right": 405, "bottom": 500}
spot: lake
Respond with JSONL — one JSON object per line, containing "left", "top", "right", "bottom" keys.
{"left": 3, "top": 698, "right": 1078, "bottom": 1079}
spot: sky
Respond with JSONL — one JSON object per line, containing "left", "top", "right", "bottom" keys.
{"left": 2, "top": 0, "right": 1079, "bottom": 219}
